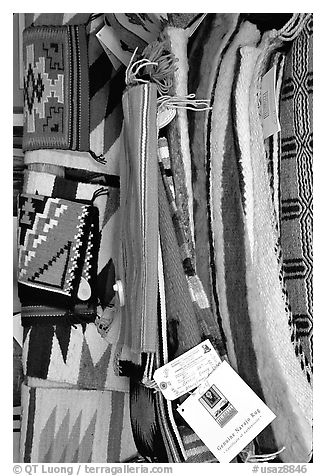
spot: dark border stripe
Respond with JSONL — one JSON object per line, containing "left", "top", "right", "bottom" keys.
{"left": 24, "top": 387, "right": 36, "bottom": 462}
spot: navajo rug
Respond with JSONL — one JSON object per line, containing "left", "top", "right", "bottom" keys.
{"left": 188, "top": 13, "right": 240, "bottom": 312}
{"left": 158, "top": 138, "right": 225, "bottom": 356}
{"left": 245, "top": 17, "right": 313, "bottom": 462}
{"left": 20, "top": 383, "right": 136, "bottom": 463}
{"left": 24, "top": 13, "right": 125, "bottom": 165}
{"left": 279, "top": 15, "right": 313, "bottom": 384}
{"left": 22, "top": 169, "right": 120, "bottom": 312}
{"left": 21, "top": 169, "right": 128, "bottom": 390}
{"left": 22, "top": 25, "right": 89, "bottom": 152}
{"left": 208, "top": 20, "right": 261, "bottom": 374}
{"left": 119, "top": 82, "right": 158, "bottom": 368}
{"left": 22, "top": 310, "right": 129, "bottom": 392}
{"left": 164, "top": 24, "right": 196, "bottom": 263}
{"left": 17, "top": 193, "right": 99, "bottom": 309}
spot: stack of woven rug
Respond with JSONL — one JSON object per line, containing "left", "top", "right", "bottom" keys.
{"left": 15, "top": 12, "right": 313, "bottom": 464}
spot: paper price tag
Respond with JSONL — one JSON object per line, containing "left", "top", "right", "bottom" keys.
{"left": 177, "top": 361, "right": 276, "bottom": 463}
{"left": 153, "top": 340, "right": 222, "bottom": 400}
{"left": 261, "top": 66, "right": 281, "bottom": 139}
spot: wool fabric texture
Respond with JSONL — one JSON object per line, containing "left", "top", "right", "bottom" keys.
{"left": 20, "top": 383, "right": 136, "bottom": 463}
{"left": 245, "top": 19, "right": 313, "bottom": 462}
{"left": 22, "top": 169, "right": 121, "bottom": 312}
{"left": 179, "top": 425, "right": 217, "bottom": 463}
{"left": 24, "top": 149, "right": 121, "bottom": 176}
{"left": 232, "top": 45, "right": 261, "bottom": 259}
{"left": 22, "top": 25, "right": 89, "bottom": 152}
{"left": 188, "top": 14, "right": 240, "bottom": 310}
{"left": 208, "top": 21, "right": 285, "bottom": 453}
{"left": 164, "top": 25, "right": 196, "bottom": 262}
{"left": 208, "top": 20, "right": 261, "bottom": 371}
{"left": 128, "top": 239, "right": 186, "bottom": 464}
{"left": 158, "top": 138, "right": 225, "bottom": 356}
{"left": 25, "top": 13, "right": 125, "bottom": 165}
{"left": 17, "top": 193, "right": 99, "bottom": 311}
{"left": 158, "top": 171, "right": 201, "bottom": 357}
{"left": 21, "top": 169, "right": 129, "bottom": 387}
{"left": 118, "top": 82, "right": 158, "bottom": 368}
{"left": 279, "top": 15, "right": 313, "bottom": 384}
{"left": 22, "top": 309, "right": 129, "bottom": 392}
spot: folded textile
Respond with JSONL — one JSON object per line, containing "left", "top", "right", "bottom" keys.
{"left": 17, "top": 193, "right": 99, "bottom": 311}
{"left": 20, "top": 383, "right": 136, "bottom": 463}
{"left": 118, "top": 82, "right": 158, "bottom": 367}
{"left": 158, "top": 171, "right": 201, "bottom": 357}
{"left": 130, "top": 240, "right": 187, "bottom": 463}
{"left": 24, "top": 149, "right": 120, "bottom": 178}
{"left": 21, "top": 169, "right": 129, "bottom": 389}
{"left": 22, "top": 309, "right": 129, "bottom": 392}
{"left": 245, "top": 16, "right": 313, "bottom": 462}
{"left": 179, "top": 425, "right": 217, "bottom": 463}
{"left": 208, "top": 20, "right": 261, "bottom": 373}
{"left": 23, "top": 169, "right": 120, "bottom": 311}
{"left": 279, "top": 15, "right": 313, "bottom": 384}
{"left": 22, "top": 25, "right": 89, "bottom": 152}
{"left": 25, "top": 13, "right": 125, "bottom": 166}
{"left": 164, "top": 25, "right": 195, "bottom": 262}
{"left": 232, "top": 45, "right": 262, "bottom": 259}
{"left": 188, "top": 13, "right": 240, "bottom": 310}
{"left": 158, "top": 137, "right": 225, "bottom": 356}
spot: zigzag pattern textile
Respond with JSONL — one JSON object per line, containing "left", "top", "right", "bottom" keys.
{"left": 20, "top": 383, "right": 137, "bottom": 463}
{"left": 21, "top": 170, "right": 128, "bottom": 390}
{"left": 17, "top": 193, "right": 99, "bottom": 312}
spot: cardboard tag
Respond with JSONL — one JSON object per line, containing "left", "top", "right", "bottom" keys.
{"left": 177, "top": 361, "right": 276, "bottom": 463}
{"left": 96, "top": 24, "right": 132, "bottom": 68}
{"left": 153, "top": 340, "right": 222, "bottom": 400}
{"left": 261, "top": 66, "right": 281, "bottom": 139}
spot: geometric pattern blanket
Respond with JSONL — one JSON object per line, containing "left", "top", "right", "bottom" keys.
{"left": 279, "top": 14, "right": 313, "bottom": 384}
{"left": 245, "top": 20, "right": 313, "bottom": 462}
{"left": 24, "top": 13, "right": 125, "bottom": 164}
{"left": 17, "top": 193, "right": 99, "bottom": 311}
{"left": 23, "top": 25, "right": 90, "bottom": 152}
{"left": 21, "top": 170, "right": 128, "bottom": 390}
{"left": 22, "top": 169, "right": 120, "bottom": 313}
{"left": 22, "top": 309, "right": 129, "bottom": 392}
{"left": 20, "top": 383, "right": 136, "bottom": 463}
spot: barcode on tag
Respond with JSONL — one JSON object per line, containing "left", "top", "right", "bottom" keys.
{"left": 262, "top": 90, "right": 269, "bottom": 119}
{"left": 199, "top": 384, "right": 238, "bottom": 428}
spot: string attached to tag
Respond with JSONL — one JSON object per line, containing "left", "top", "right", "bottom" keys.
{"left": 157, "top": 93, "right": 211, "bottom": 130}
{"left": 157, "top": 93, "right": 212, "bottom": 112}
